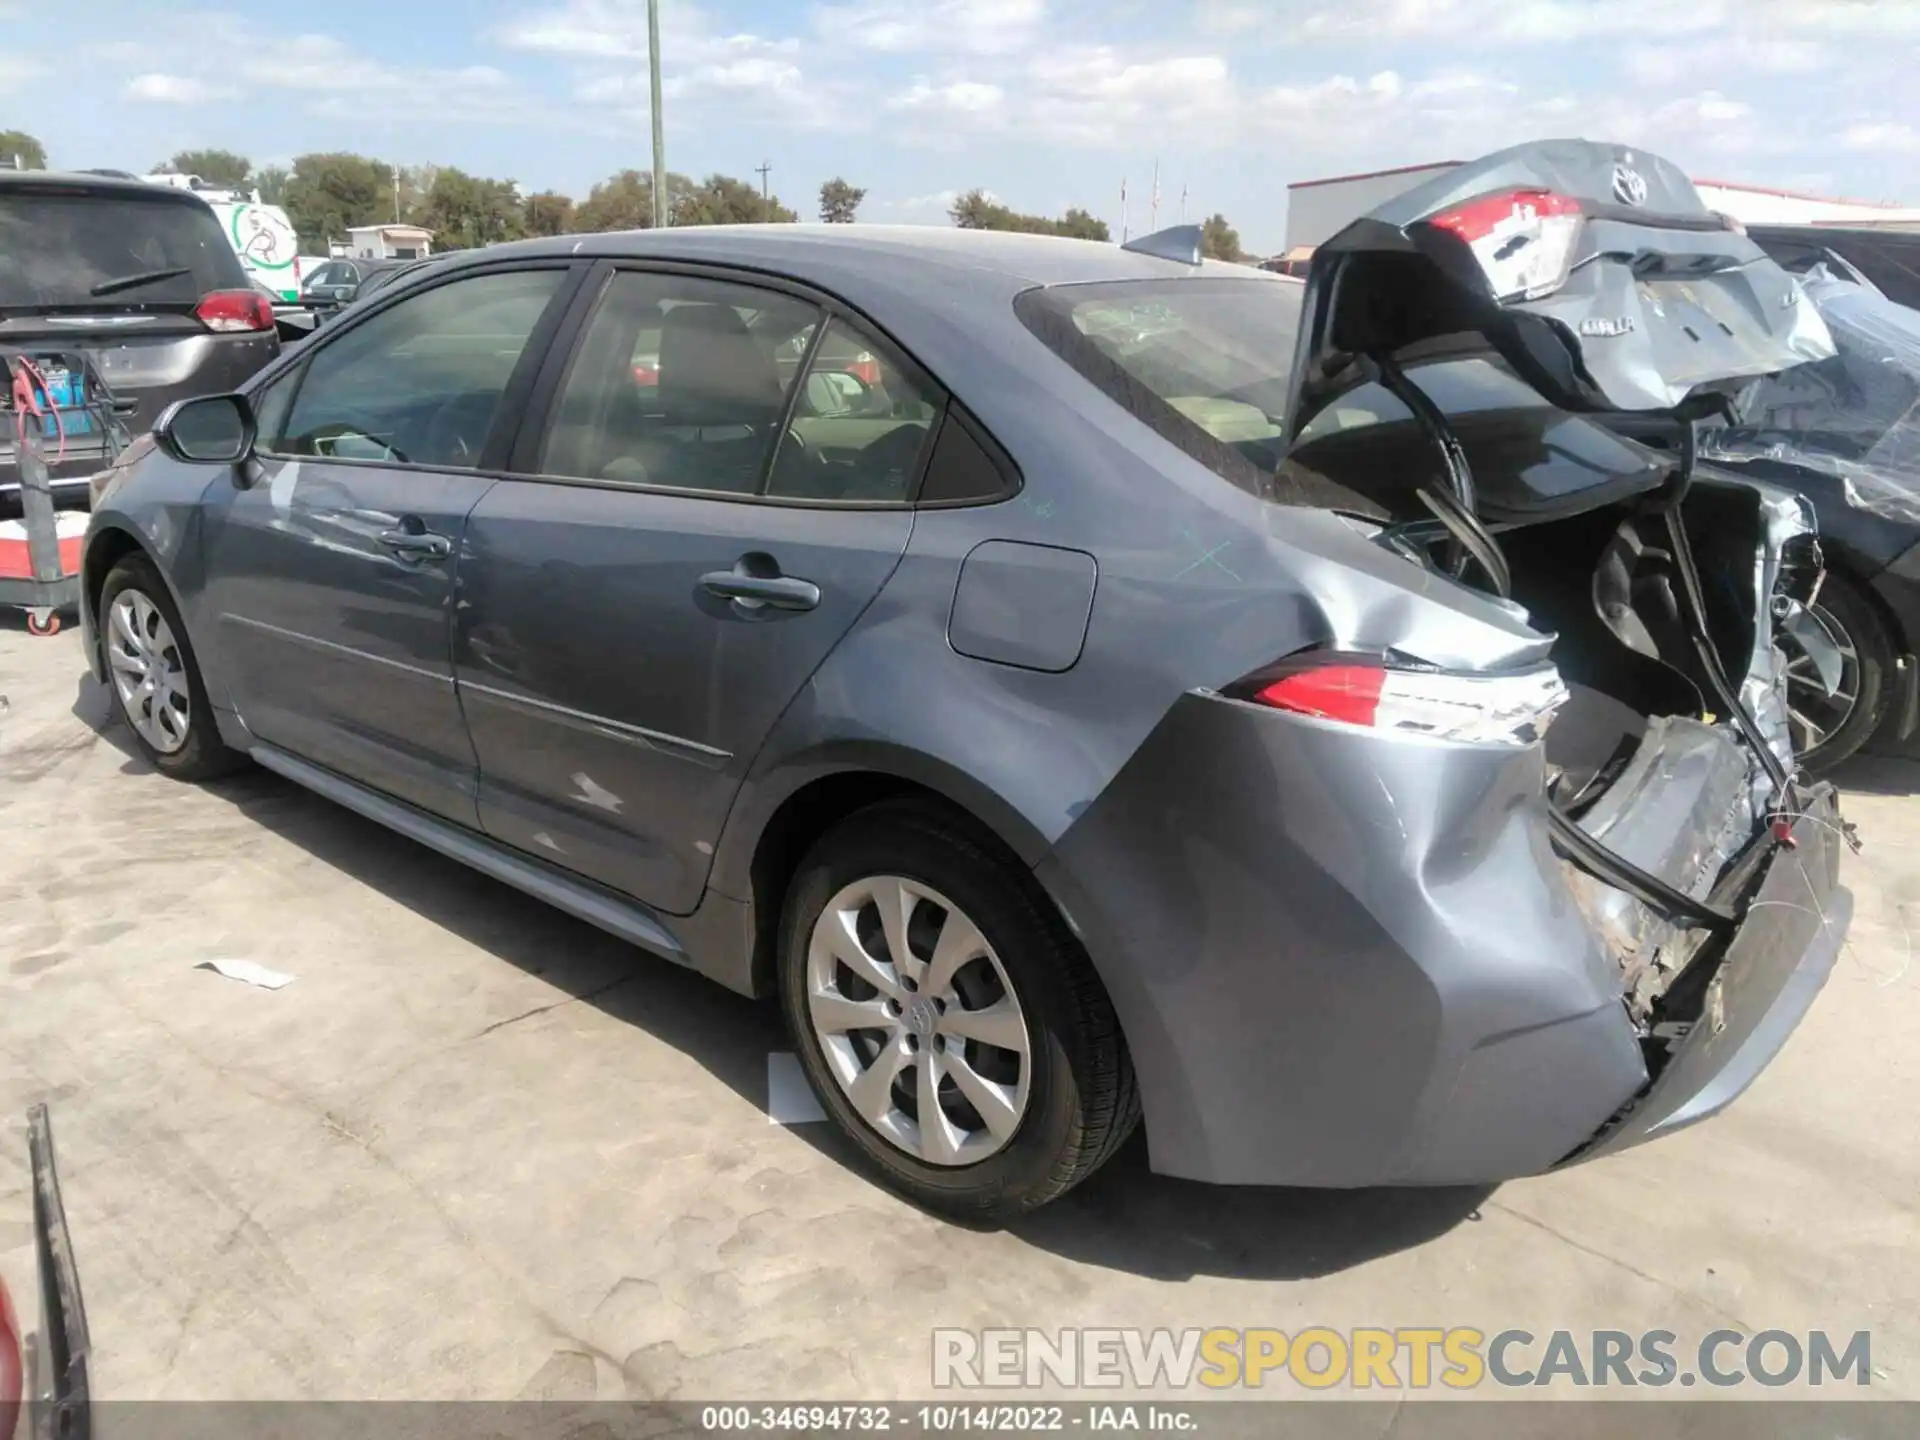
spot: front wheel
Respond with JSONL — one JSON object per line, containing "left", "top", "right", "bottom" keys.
{"left": 98, "top": 555, "right": 246, "bottom": 781}
{"left": 1779, "top": 568, "right": 1896, "bottom": 775}
{"left": 779, "top": 801, "right": 1139, "bottom": 1220}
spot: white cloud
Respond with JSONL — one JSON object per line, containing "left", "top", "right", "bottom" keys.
{"left": 1194, "top": 1, "right": 1268, "bottom": 34}
{"left": 1288, "top": 0, "right": 1920, "bottom": 44}
{"left": 496, "top": 0, "right": 800, "bottom": 66}
{"left": 124, "top": 72, "right": 235, "bottom": 104}
{"left": 811, "top": 0, "right": 1044, "bottom": 56}
{"left": 887, "top": 79, "right": 1006, "bottom": 113}
{"left": 496, "top": 0, "right": 821, "bottom": 123}
{"left": 1841, "top": 122, "right": 1920, "bottom": 154}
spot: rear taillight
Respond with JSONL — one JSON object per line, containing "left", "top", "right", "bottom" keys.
{"left": 195, "top": 289, "right": 275, "bottom": 333}
{"left": 1426, "top": 188, "right": 1584, "bottom": 303}
{"left": 1243, "top": 657, "right": 1568, "bottom": 747}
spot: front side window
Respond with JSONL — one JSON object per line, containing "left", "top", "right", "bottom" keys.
{"left": 273, "top": 267, "right": 564, "bottom": 469}
{"left": 538, "top": 270, "right": 821, "bottom": 494}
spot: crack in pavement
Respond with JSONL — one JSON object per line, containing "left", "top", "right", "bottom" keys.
{"left": 468, "top": 973, "right": 641, "bottom": 1042}
{"left": 1486, "top": 1199, "right": 1755, "bottom": 1332}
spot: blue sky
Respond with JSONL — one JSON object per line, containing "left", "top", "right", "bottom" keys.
{"left": 5, "top": 0, "right": 1918, "bottom": 252}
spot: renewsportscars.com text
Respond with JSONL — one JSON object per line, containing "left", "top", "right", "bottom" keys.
{"left": 931, "top": 1327, "right": 1873, "bottom": 1391}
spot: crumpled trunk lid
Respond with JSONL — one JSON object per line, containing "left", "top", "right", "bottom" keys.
{"left": 1281, "top": 138, "right": 1835, "bottom": 447}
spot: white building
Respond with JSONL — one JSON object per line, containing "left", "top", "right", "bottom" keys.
{"left": 1692, "top": 178, "right": 1920, "bottom": 231}
{"left": 343, "top": 224, "right": 434, "bottom": 260}
{"left": 1284, "top": 162, "right": 1920, "bottom": 255}
{"left": 1284, "top": 161, "right": 1465, "bottom": 251}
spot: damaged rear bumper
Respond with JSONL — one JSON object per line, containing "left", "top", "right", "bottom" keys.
{"left": 1036, "top": 691, "right": 1850, "bottom": 1190}
{"left": 1566, "top": 788, "right": 1850, "bottom": 1164}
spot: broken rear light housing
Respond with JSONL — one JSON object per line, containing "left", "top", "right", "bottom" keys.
{"left": 1425, "top": 189, "right": 1585, "bottom": 304}
{"left": 1231, "top": 653, "right": 1569, "bottom": 747}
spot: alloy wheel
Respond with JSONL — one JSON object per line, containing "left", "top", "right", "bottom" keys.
{"left": 804, "top": 875, "right": 1031, "bottom": 1166}
{"left": 107, "top": 589, "right": 192, "bottom": 755}
{"left": 1777, "top": 600, "right": 1861, "bottom": 758}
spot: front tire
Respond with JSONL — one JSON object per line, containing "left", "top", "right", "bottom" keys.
{"left": 779, "top": 801, "right": 1139, "bottom": 1220}
{"left": 99, "top": 555, "right": 245, "bottom": 781}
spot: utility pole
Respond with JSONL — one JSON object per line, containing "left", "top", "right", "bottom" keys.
{"left": 648, "top": 0, "right": 668, "bottom": 227}
{"left": 392, "top": 164, "right": 401, "bottom": 224}
{"left": 1120, "top": 176, "right": 1128, "bottom": 243}
{"left": 1180, "top": 183, "right": 1187, "bottom": 224}
{"left": 1150, "top": 159, "right": 1160, "bottom": 231}
{"left": 755, "top": 160, "right": 772, "bottom": 214}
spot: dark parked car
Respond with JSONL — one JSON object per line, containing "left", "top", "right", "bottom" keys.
{"left": 79, "top": 141, "right": 1850, "bottom": 1217}
{"left": 1695, "top": 268, "right": 1920, "bottom": 769}
{"left": 1750, "top": 224, "right": 1920, "bottom": 311}
{"left": 300, "top": 256, "right": 418, "bottom": 307}
{"left": 0, "top": 171, "right": 280, "bottom": 509}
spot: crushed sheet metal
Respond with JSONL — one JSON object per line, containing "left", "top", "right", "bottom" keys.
{"left": 1703, "top": 270, "right": 1920, "bottom": 525}
{"left": 1562, "top": 717, "right": 1756, "bottom": 1020}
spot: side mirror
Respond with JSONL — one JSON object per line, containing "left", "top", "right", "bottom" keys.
{"left": 154, "top": 393, "right": 256, "bottom": 464}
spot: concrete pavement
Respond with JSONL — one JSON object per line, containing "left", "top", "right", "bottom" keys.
{"left": 0, "top": 617, "right": 1914, "bottom": 1404}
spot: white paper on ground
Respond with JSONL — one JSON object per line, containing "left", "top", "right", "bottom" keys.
{"left": 198, "top": 958, "right": 295, "bottom": 990}
{"left": 766, "top": 1051, "right": 826, "bottom": 1124}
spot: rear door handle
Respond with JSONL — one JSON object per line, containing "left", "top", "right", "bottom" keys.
{"left": 700, "top": 569, "right": 820, "bottom": 612}
{"left": 378, "top": 528, "right": 452, "bottom": 561}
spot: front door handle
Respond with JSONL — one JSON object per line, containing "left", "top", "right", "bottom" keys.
{"left": 700, "top": 567, "right": 820, "bottom": 612}
{"left": 378, "top": 528, "right": 453, "bottom": 561}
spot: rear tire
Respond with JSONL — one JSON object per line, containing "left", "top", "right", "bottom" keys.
{"left": 99, "top": 555, "right": 246, "bottom": 782}
{"left": 778, "top": 800, "right": 1139, "bottom": 1219}
{"left": 1784, "top": 568, "right": 1896, "bottom": 775}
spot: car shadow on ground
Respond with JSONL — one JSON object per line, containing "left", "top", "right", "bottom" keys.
{"left": 72, "top": 671, "right": 1492, "bottom": 1281}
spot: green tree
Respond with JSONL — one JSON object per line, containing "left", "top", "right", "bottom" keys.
{"left": 1201, "top": 212, "right": 1244, "bottom": 263}
{"left": 0, "top": 130, "right": 47, "bottom": 170}
{"left": 1055, "top": 207, "right": 1110, "bottom": 242}
{"left": 522, "top": 190, "right": 576, "bottom": 237}
{"left": 254, "top": 165, "right": 290, "bottom": 205}
{"left": 282, "top": 152, "right": 392, "bottom": 251}
{"left": 573, "top": 168, "right": 695, "bottom": 231}
{"left": 819, "top": 177, "right": 866, "bottom": 223}
{"left": 395, "top": 164, "right": 440, "bottom": 224}
{"left": 419, "top": 168, "right": 525, "bottom": 250}
{"left": 162, "top": 149, "right": 252, "bottom": 188}
{"left": 675, "top": 173, "right": 797, "bottom": 226}
{"left": 950, "top": 189, "right": 1108, "bottom": 239}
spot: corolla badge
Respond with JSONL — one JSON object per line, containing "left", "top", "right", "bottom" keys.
{"left": 1611, "top": 163, "right": 1649, "bottom": 207}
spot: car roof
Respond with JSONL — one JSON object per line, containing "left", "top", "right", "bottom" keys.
{"left": 0, "top": 170, "right": 218, "bottom": 212}
{"left": 441, "top": 223, "right": 1277, "bottom": 294}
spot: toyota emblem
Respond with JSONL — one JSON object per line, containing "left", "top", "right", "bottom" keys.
{"left": 1612, "top": 163, "right": 1649, "bottom": 207}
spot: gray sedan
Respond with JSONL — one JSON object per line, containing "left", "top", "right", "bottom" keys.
{"left": 78, "top": 139, "right": 1850, "bottom": 1218}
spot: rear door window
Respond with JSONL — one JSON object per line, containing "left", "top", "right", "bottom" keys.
{"left": 765, "top": 318, "right": 943, "bottom": 502}
{"left": 0, "top": 188, "right": 248, "bottom": 307}
{"left": 1015, "top": 277, "right": 1309, "bottom": 499}
{"left": 535, "top": 268, "right": 821, "bottom": 494}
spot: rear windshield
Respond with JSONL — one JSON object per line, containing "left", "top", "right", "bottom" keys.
{"left": 0, "top": 188, "right": 248, "bottom": 309}
{"left": 1014, "top": 277, "right": 1368, "bottom": 510}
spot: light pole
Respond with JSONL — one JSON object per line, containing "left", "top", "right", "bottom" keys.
{"left": 648, "top": 0, "right": 667, "bottom": 227}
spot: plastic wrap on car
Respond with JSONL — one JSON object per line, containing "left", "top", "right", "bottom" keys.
{"left": 1701, "top": 270, "right": 1920, "bottom": 525}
